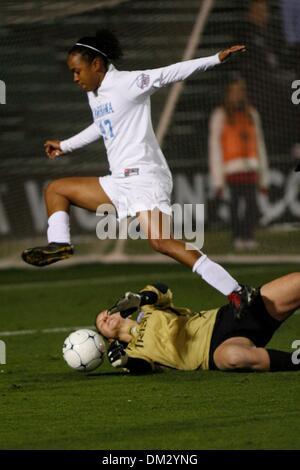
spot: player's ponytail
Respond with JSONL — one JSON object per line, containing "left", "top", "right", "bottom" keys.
{"left": 95, "top": 29, "right": 123, "bottom": 61}
{"left": 68, "top": 29, "right": 123, "bottom": 65}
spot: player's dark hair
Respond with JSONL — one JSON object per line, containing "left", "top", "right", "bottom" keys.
{"left": 68, "top": 29, "right": 123, "bottom": 66}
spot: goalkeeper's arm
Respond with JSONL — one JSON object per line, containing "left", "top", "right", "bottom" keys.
{"left": 140, "top": 282, "right": 169, "bottom": 305}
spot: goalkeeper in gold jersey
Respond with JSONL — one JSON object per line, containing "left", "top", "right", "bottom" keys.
{"left": 95, "top": 273, "right": 300, "bottom": 374}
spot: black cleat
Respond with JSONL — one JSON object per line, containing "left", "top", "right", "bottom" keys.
{"left": 21, "top": 242, "right": 74, "bottom": 267}
{"left": 228, "top": 285, "right": 258, "bottom": 320}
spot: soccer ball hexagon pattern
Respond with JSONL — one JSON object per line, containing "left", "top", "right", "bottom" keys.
{"left": 63, "top": 329, "right": 106, "bottom": 372}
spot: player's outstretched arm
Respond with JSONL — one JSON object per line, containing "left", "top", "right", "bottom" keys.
{"left": 218, "top": 45, "right": 246, "bottom": 62}
{"left": 126, "top": 46, "right": 246, "bottom": 100}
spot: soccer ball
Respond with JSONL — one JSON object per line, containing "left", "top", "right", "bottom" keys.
{"left": 63, "top": 329, "right": 106, "bottom": 372}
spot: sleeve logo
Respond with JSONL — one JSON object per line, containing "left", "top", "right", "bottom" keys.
{"left": 136, "top": 73, "right": 150, "bottom": 89}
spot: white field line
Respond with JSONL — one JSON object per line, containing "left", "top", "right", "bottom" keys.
{"left": 2, "top": 253, "right": 300, "bottom": 270}
{"left": 0, "top": 271, "right": 190, "bottom": 291}
{"left": 0, "top": 326, "right": 94, "bottom": 337}
{"left": 1, "top": 310, "right": 299, "bottom": 338}
{"left": 1, "top": 273, "right": 190, "bottom": 337}
{"left": 2, "top": 266, "right": 299, "bottom": 337}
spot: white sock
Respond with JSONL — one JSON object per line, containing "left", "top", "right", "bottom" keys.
{"left": 47, "top": 211, "right": 71, "bottom": 244}
{"left": 192, "top": 254, "right": 240, "bottom": 296}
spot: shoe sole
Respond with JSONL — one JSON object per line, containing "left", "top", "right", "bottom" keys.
{"left": 22, "top": 246, "right": 74, "bottom": 267}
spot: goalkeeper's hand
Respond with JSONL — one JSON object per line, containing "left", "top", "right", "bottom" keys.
{"left": 107, "top": 340, "right": 128, "bottom": 368}
{"left": 108, "top": 292, "right": 141, "bottom": 317}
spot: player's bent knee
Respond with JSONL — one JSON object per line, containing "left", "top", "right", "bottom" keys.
{"left": 214, "top": 345, "right": 249, "bottom": 370}
{"left": 44, "top": 179, "right": 67, "bottom": 199}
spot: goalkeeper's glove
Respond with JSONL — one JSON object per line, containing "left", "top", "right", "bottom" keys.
{"left": 108, "top": 287, "right": 161, "bottom": 317}
{"left": 107, "top": 340, "right": 128, "bottom": 368}
{"left": 108, "top": 292, "right": 142, "bottom": 317}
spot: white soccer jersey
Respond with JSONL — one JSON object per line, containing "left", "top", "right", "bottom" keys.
{"left": 60, "top": 53, "right": 221, "bottom": 176}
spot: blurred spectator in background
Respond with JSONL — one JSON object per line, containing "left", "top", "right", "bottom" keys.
{"left": 281, "top": 0, "right": 300, "bottom": 77}
{"left": 242, "top": 0, "right": 280, "bottom": 80}
{"left": 208, "top": 77, "right": 269, "bottom": 251}
{"left": 281, "top": 0, "right": 300, "bottom": 161}
{"left": 237, "top": 0, "right": 295, "bottom": 154}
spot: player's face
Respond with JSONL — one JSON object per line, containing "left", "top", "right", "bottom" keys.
{"left": 67, "top": 53, "right": 103, "bottom": 92}
{"left": 96, "top": 310, "right": 122, "bottom": 339}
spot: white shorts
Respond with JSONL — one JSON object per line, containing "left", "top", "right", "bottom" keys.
{"left": 99, "top": 169, "right": 173, "bottom": 220}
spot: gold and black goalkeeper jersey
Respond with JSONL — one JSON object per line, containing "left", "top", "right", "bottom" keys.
{"left": 126, "top": 284, "right": 219, "bottom": 371}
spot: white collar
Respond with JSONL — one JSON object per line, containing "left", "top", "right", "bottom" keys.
{"left": 94, "top": 63, "right": 116, "bottom": 96}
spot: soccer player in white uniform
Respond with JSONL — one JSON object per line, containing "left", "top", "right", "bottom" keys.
{"left": 22, "top": 30, "right": 250, "bottom": 316}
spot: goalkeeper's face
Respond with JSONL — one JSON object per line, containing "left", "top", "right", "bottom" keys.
{"left": 96, "top": 310, "right": 122, "bottom": 340}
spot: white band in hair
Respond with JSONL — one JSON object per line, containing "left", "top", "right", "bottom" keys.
{"left": 75, "top": 43, "right": 108, "bottom": 58}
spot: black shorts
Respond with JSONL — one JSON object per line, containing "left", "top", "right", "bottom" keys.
{"left": 208, "top": 290, "right": 281, "bottom": 370}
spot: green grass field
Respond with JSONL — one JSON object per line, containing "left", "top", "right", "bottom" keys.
{"left": 0, "top": 263, "right": 300, "bottom": 450}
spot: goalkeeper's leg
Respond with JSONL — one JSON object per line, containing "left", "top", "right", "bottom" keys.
{"left": 214, "top": 339, "right": 300, "bottom": 372}
{"left": 214, "top": 338, "right": 270, "bottom": 371}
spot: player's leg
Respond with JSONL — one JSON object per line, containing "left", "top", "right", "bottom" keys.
{"left": 44, "top": 176, "right": 113, "bottom": 216}
{"left": 213, "top": 337, "right": 270, "bottom": 371}
{"left": 213, "top": 273, "right": 300, "bottom": 372}
{"left": 22, "top": 177, "right": 114, "bottom": 266}
{"left": 214, "top": 335, "right": 300, "bottom": 373}
{"left": 256, "top": 274, "right": 300, "bottom": 370}
{"left": 260, "top": 272, "right": 300, "bottom": 321}
{"left": 138, "top": 209, "right": 205, "bottom": 267}
{"left": 138, "top": 209, "right": 255, "bottom": 315}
